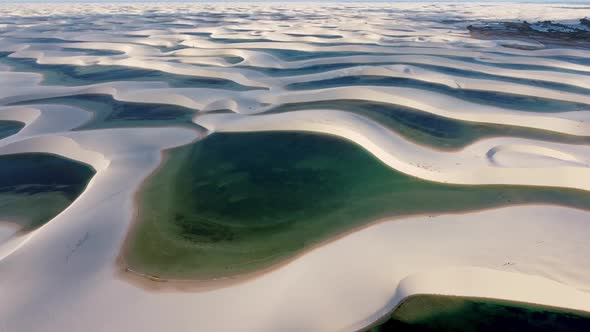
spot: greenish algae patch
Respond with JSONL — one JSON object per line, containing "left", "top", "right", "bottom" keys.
{"left": 126, "top": 132, "right": 590, "bottom": 280}
{"left": 0, "top": 153, "right": 95, "bottom": 232}
{"left": 367, "top": 294, "right": 590, "bottom": 332}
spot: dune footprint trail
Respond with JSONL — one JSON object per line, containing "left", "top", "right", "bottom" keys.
{"left": 1, "top": 2, "right": 590, "bottom": 332}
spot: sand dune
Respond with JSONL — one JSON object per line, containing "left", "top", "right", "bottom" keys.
{"left": 195, "top": 109, "right": 590, "bottom": 190}
{"left": 1, "top": 2, "right": 590, "bottom": 332}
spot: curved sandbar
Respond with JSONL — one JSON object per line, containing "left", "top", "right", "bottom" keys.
{"left": 267, "top": 100, "right": 590, "bottom": 150}
{"left": 195, "top": 110, "right": 590, "bottom": 191}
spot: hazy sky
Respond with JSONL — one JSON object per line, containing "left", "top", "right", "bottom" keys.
{"left": 1, "top": 0, "right": 589, "bottom": 2}
{"left": 1, "top": 0, "right": 590, "bottom": 4}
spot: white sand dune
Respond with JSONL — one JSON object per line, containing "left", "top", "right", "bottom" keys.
{"left": 0, "top": 221, "right": 20, "bottom": 245}
{"left": 1, "top": 2, "right": 590, "bottom": 332}
{"left": 2, "top": 68, "right": 589, "bottom": 138}
{"left": 487, "top": 144, "right": 588, "bottom": 168}
{"left": 0, "top": 104, "right": 92, "bottom": 144}
{"left": 259, "top": 87, "right": 590, "bottom": 135}
{"left": 2, "top": 204, "right": 590, "bottom": 332}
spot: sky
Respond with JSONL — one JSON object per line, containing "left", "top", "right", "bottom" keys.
{"left": 1, "top": 0, "right": 589, "bottom": 2}
{"left": 1, "top": 0, "right": 590, "bottom": 4}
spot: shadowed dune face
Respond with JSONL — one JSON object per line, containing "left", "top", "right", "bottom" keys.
{"left": 1, "top": 2, "right": 590, "bottom": 332}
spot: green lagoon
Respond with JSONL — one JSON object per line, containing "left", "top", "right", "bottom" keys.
{"left": 127, "top": 132, "right": 590, "bottom": 279}
{"left": 368, "top": 295, "right": 590, "bottom": 332}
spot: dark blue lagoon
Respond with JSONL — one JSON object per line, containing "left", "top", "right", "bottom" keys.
{"left": 0, "top": 153, "right": 95, "bottom": 231}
